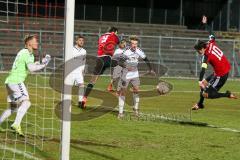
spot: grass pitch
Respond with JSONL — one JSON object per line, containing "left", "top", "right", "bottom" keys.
{"left": 0, "top": 73, "right": 240, "bottom": 160}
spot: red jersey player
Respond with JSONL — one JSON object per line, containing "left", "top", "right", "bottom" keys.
{"left": 79, "top": 27, "right": 119, "bottom": 109}
{"left": 192, "top": 35, "right": 237, "bottom": 110}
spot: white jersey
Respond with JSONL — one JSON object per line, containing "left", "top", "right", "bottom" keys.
{"left": 70, "top": 46, "right": 86, "bottom": 73}
{"left": 123, "top": 47, "right": 146, "bottom": 79}
{"left": 65, "top": 46, "right": 87, "bottom": 85}
{"left": 113, "top": 48, "right": 125, "bottom": 56}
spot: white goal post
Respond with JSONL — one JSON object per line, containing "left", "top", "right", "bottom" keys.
{"left": 61, "top": 0, "right": 75, "bottom": 160}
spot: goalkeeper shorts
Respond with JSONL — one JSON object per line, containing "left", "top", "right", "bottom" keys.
{"left": 6, "top": 83, "right": 29, "bottom": 103}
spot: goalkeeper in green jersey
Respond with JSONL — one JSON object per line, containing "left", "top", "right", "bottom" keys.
{"left": 0, "top": 34, "right": 51, "bottom": 136}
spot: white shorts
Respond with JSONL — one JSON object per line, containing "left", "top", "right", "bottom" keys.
{"left": 118, "top": 77, "right": 140, "bottom": 89}
{"left": 64, "top": 71, "right": 84, "bottom": 86}
{"left": 112, "top": 65, "right": 122, "bottom": 80}
{"left": 118, "top": 69, "right": 140, "bottom": 89}
{"left": 6, "top": 83, "right": 29, "bottom": 103}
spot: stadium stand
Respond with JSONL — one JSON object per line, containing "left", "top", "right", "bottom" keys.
{"left": 0, "top": 16, "right": 239, "bottom": 77}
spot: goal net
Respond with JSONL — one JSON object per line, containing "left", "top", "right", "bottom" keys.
{"left": 0, "top": 1, "right": 65, "bottom": 159}
{"left": 0, "top": 0, "right": 28, "bottom": 23}
{"left": 0, "top": 57, "right": 62, "bottom": 160}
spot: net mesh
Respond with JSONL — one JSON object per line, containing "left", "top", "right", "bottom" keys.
{"left": 0, "top": 2, "right": 64, "bottom": 157}
{"left": 0, "top": 62, "right": 62, "bottom": 159}
{"left": 0, "top": 0, "right": 28, "bottom": 23}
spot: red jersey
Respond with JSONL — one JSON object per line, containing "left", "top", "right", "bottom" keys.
{"left": 97, "top": 32, "right": 119, "bottom": 57}
{"left": 204, "top": 39, "right": 231, "bottom": 76}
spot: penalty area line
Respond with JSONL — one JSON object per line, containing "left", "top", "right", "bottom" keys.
{"left": 0, "top": 144, "right": 41, "bottom": 160}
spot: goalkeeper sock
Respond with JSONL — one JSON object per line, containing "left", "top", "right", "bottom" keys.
{"left": 133, "top": 93, "right": 139, "bottom": 110}
{"left": 118, "top": 96, "right": 125, "bottom": 114}
{"left": 84, "top": 83, "right": 94, "bottom": 98}
{"left": 78, "top": 85, "right": 84, "bottom": 102}
{"left": 0, "top": 108, "right": 14, "bottom": 125}
{"left": 13, "top": 101, "right": 31, "bottom": 126}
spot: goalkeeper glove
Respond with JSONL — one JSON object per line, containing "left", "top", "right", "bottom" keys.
{"left": 42, "top": 54, "right": 51, "bottom": 65}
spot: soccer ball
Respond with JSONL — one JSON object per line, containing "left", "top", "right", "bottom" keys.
{"left": 156, "top": 82, "right": 170, "bottom": 95}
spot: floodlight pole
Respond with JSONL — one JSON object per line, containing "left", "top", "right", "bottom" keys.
{"left": 180, "top": 0, "right": 183, "bottom": 25}
{"left": 61, "top": 0, "right": 75, "bottom": 160}
{"left": 226, "top": 0, "right": 232, "bottom": 31}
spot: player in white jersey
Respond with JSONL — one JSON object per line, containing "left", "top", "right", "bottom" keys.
{"left": 118, "top": 36, "right": 155, "bottom": 118}
{"left": 107, "top": 39, "right": 127, "bottom": 92}
{"left": 0, "top": 35, "right": 51, "bottom": 136}
{"left": 64, "top": 35, "right": 86, "bottom": 108}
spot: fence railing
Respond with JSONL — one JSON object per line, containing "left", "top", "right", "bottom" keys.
{"left": 0, "top": 1, "right": 184, "bottom": 26}
{"left": 213, "top": 0, "right": 240, "bottom": 31}
{"left": 0, "top": 29, "right": 239, "bottom": 78}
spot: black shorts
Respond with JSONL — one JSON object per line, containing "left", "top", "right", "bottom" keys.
{"left": 93, "top": 56, "right": 112, "bottom": 75}
{"left": 206, "top": 73, "right": 229, "bottom": 91}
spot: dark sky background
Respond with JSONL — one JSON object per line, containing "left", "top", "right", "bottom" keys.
{"left": 16, "top": 0, "right": 227, "bottom": 28}
{"left": 39, "top": 0, "right": 226, "bottom": 10}
{"left": 22, "top": 0, "right": 226, "bottom": 10}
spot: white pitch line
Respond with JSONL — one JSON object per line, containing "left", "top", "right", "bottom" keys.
{"left": 0, "top": 144, "right": 41, "bottom": 160}
{"left": 155, "top": 113, "right": 240, "bottom": 133}
{"left": 0, "top": 85, "right": 240, "bottom": 94}
{"left": 171, "top": 90, "right": 240, "bottom": 94}
{"left": 207, "top": 125, "right": 240, "bottom": 133}
{"left": 124, "top": 110, "right": 240, "bottom": 134}
{"left": 159, "top": 116, "right": 240, "bottom": 133}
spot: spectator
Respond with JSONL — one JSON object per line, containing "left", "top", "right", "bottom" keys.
{"left": 199, "top": 15, "right": 210, "bottom": 31}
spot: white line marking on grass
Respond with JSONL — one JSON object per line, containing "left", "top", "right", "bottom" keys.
{"left": 207, "top": 125, "right": 240, "bottom": 133}
{"left": 171, "top": 90, "right": 240, "bottom": 94}
{"left": 0, "top": 85, "right": 239, "bottom": 94}
{"left": 171, "top": 90, "right": 199, "bottom": 93}
{"left": 0, "top": 144, "right": 41, "bottom": 160}
{"left": 151, "top": 113, "right": 240, "bottom": 133}
{"left": 161, "top": 76, "right": 240, "bottom": 81}
{"left": 123, "top": 110, "right": 240, "bottom": 134}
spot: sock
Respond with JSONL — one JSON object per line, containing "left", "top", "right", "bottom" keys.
{"left": 78, "top": 85, "right": 84, "bottom": 102}
{"left": 0, "top": 108, "right": 14, "bottom": 125}
{"left": 198, "top": 90, "right": 205, "bottom": 105}
{"left": 209, "top": 92, "right": 229, "bottom": 99}
{"left": 133, "top": 93, "right": 139, "bottom": 110}
{"left": 84, "top": 83, "right": 94, "bottom": 98}
{"left": 13, "top": 101, "right": 31, "bottom": 126}
{"left": 118, "top": 96, "right": 125, "bottom": 114}
{"left": 217, "top": 92, "right": 229, "bottom": 98}
{"left": 207, "top": 87, "right": 230, "bottom": 99}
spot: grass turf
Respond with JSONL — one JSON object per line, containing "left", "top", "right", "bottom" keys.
{"left": 0, "top": 74, "right": 239, "bottom": 160}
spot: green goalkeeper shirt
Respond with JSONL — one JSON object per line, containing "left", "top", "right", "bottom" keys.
{"left": 5, "top": 48, "right": 34, "bottom": 84}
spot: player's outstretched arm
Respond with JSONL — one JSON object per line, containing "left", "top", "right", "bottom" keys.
{"left": 112, "top": 54, "right": 128, "bottom": 68}
{"left": 27, "top": 54, "right": 51, "bottom": 72}
{"left": 201, "top": 15, "right": 215, "bottom": 40}
{"left": 206, "top": 26, "right": 215, "bottom": 41}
